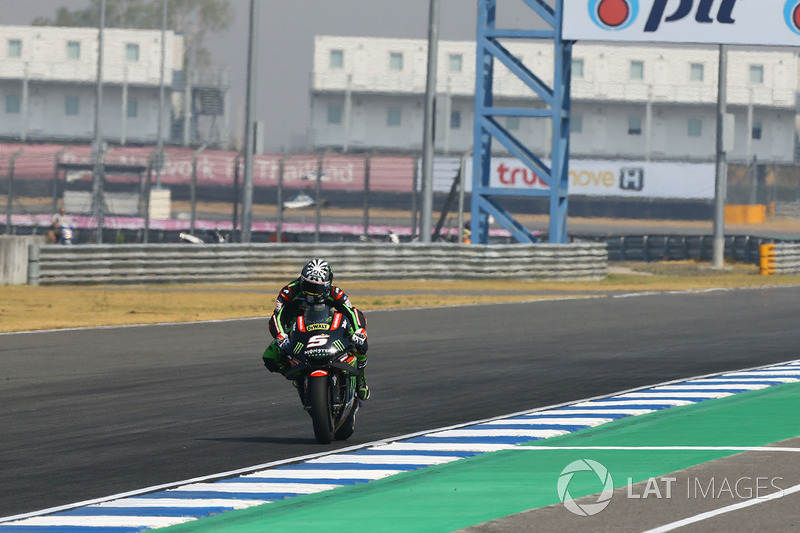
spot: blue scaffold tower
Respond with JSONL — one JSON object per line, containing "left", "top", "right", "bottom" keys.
{"left": 471, "top": 0, "right": 572, "bottom": 244}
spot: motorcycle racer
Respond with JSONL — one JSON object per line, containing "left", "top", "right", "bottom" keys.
{"left": 262, "top": 258, "right": 370, "bottom": 400}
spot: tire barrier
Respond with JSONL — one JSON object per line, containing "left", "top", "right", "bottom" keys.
{"left": 26, "top": 242, "right": 608, "bottom": 286}
{"left": 600, "top": 234, "right": 775, "bottom": 264}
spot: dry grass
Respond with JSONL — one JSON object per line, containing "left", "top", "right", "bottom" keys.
{"left": 2, "top": 260, "right": 800, "bottom": 333}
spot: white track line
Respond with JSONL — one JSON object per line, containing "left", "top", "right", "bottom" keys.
{"left": 642, "top": 483, "right": 800, "bottom": 533}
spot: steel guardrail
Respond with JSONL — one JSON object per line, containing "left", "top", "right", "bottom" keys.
{"left": 26, "top": 242, "right": 608, "bottom": 285}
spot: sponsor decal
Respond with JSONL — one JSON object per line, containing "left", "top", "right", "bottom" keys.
{"left": 480, "top": 157, "right": 714, "bottom": 200}
{"left": 306, "top": 323, "right": 330, "bottom": 331}
{"left": 785, "top": 0, "right": 800, "bottom": 34}
{"left": 496, "top": 162, "right": 549, "bottom": 188}
{"left": 619, "top": 167, "right": 644, "bottom": 191}
{"left": 590, "top": 0, "right": 639, "bottom": 31}
{"left": 589, "top": 0, "right": 740, "bottom": 33}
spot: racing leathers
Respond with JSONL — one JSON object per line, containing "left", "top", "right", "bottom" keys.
{"left": 262, "top": 278, "right": 370, "bottom": 399}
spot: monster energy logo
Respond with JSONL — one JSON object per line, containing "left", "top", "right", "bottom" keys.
{"left": 293, "top": 343, "right": 304, "bottom": 355}
{"left": 333, "top": 340, "right": 345, "bottom": 352}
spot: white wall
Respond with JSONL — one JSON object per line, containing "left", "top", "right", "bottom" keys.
{"left": 0, "top": 81, "right": 171, "bottom": 142}
{"left": 310, "top": 36, "right": 800, "bottom": 162}
{"left": 0, "top": 25, "right": 183, "bottom": 86}
{"left": 0, "top": 25, "right": 182, "bottom": 143}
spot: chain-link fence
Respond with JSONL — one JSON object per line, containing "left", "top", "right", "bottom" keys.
{"left": 727, "top": 161, "right": 800, "bottom": 216}
{"left": 3, "top": 142, "right": 800, "bottom": 244}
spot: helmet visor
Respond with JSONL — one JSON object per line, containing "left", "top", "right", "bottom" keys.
{"left": 301, "top": 277, "right": 327, "bottom": 297}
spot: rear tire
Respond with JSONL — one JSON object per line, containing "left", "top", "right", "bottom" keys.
{"left": 309, "top": 376, "right": 334, "bottom": 444}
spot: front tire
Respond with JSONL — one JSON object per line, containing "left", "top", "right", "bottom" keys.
{"left": 309, "top": 376, "right": 334, "bottom": 444}
{"left": 334, "top": 400, "right": 359, "bottom": 441}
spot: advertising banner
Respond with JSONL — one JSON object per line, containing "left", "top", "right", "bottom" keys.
{"left": 469, "top": 157, "right": 715, "bottom": 200}
{"left": 563, "top": 1, "right": 800, "bottom": 47}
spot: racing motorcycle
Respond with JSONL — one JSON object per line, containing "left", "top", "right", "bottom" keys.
{"left": 283, "top": 303, "right": 361, "bottom": 444}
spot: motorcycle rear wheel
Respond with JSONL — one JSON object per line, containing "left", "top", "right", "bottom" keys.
{"left": 309, "top": 376, "right": 334, "bottom": 444}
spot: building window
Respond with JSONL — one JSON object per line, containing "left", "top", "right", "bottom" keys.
{"left": 690, "top": 63, "right": 704, "bottom": 82}
{"left": 570, "top": 114, "right": 583, "bottom": 134}
{"left": 628, "top": 117, "right": 643, "bottom": 135}
{"left": 688, "top": 118, "right": 702, "bottom": 137}
{"left": 630, "top": 60, "right": 644, "bottom": 80}
{"left": 126, "top": 43, "right": 139, "bottom": 61}
{"left": 752, "top": 121, "right": 762, "bottom": 140}
{"left": 8, "top": 39, "right": 22, "bottom": 58}
{"left": 750, "top": 65, "right": 764, "bottom": 84}
{"left": 389, "top": 52, "right": 403, "bottom": 71}
{"left": 387, "top": 107, "right": 402, "bottom": 127}
{"left": 450, "top": 110, "right": 461, "bottom": 129}
{"left": 327, "top": 104, "right": 342, "bottom": 124}
{"left": 67, "top": 41, "right": 80, "bottom": 59}
{"left": 65, "top": 96, "right": 79, "bottom": 116}
{"left": 329, "top": 49, "right": 343, "bottom": 69}
{"left": 126, "top": 99, "right": 138, "bottom": 118}
{"left": 5, "top": 94, "right": 21, "bottom": 114}
{"left": 506, "top": 116, "right": 520, "bottom": 130}
{"left": 449, "top": 53, "right": 462, "bottom": 72}
{"left": 572, "top": 58, "right": 584, "bottom": 78}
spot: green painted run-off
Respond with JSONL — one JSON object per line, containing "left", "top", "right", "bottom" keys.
{"left": 163, "top": 383, "right": 800, "bottom": 533}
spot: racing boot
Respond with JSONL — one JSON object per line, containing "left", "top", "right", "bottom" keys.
{"left": 356, "top": 363, "right": 370, "bottom": 401}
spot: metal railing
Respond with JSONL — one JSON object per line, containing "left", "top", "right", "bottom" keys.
{"left": 26, "top": 242, "right": 608, "bottom": 286}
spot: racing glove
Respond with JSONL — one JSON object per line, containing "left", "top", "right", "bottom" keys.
{"left": 352, "top": 328, "right": 367, "bottom": 349}
{"left": 276, "top": 332, "right": 290, "bottom": 354}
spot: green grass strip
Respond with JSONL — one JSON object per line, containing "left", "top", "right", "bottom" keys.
{"left": 163, "top": 383, "right": 800, "bottom": 533}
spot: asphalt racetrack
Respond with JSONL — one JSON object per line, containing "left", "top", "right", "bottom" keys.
{"left": 2, "top": 286, "right": 799, "bottom": 520}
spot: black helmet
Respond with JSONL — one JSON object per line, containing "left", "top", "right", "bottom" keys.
{"left": 300, "top": 258, "right": 333, "bottom": 300}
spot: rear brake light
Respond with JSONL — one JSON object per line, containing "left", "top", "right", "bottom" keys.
{"left": 310, "top": 370, "right": 328, "bottom": 377}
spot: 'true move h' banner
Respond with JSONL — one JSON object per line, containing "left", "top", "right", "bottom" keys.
{"left": 562, "top": 0, "right": 800, "bottom": 46}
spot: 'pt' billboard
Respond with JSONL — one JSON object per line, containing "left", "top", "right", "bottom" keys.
{"left": 563, "top": 1, "right": 800, "bottom": 46}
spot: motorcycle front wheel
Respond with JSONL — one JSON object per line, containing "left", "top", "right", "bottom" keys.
{"left": 334, "top": 400, "right": 358, "bottom": 441}
{"left": 309, "top": 376, "right": 334, "bottom": 444}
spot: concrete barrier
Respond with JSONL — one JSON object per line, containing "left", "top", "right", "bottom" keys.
{"left": 0, "top": 236, "right": 44, "bottom": 285}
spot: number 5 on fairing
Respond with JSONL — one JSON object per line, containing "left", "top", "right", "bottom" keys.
{"left": 307, "top": 334, "right": 330, "bottom": 348}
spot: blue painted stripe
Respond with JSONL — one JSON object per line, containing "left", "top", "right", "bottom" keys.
{"left": 140, "top": 491, "right": 280, "bottom": 500}
{"left": 514, "top": 412, "right": 631, "bottom": 419}
{"left": 558, "top": 404, "right": 674, "bottom": 411}
{"left": 598, "top": 397, "right": 708, "bottom": 404}
{"left": 221, "top": 477, "right": 368, "bottom": 485}
{"left": 54, "top": 506, "right": 230, "bottom": 517}
{"left": 0, "top": 515, "right": 138, "bottom": 533}
{"left": 640, "top": 388, "right": 756, "bottom": 394}
{"left": 351, "top": 449, "right": 479, "bottom": 458}
{"left": 466, "top": 423, "right": 590, "bottom": 432}
{"left": 726, "top": 373, "right": 800, "bottom": 378}
{"left": 690, "top": 380, "right": 791, "bottom": 385}
{"left": 227, "top": 477, "right": 372, "bottom": 486}
{"left": 406, "top": 435, "right": 532, "bottom": 444}
{"left": 278, "top": 462, "right": 423, "bottom": 471}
